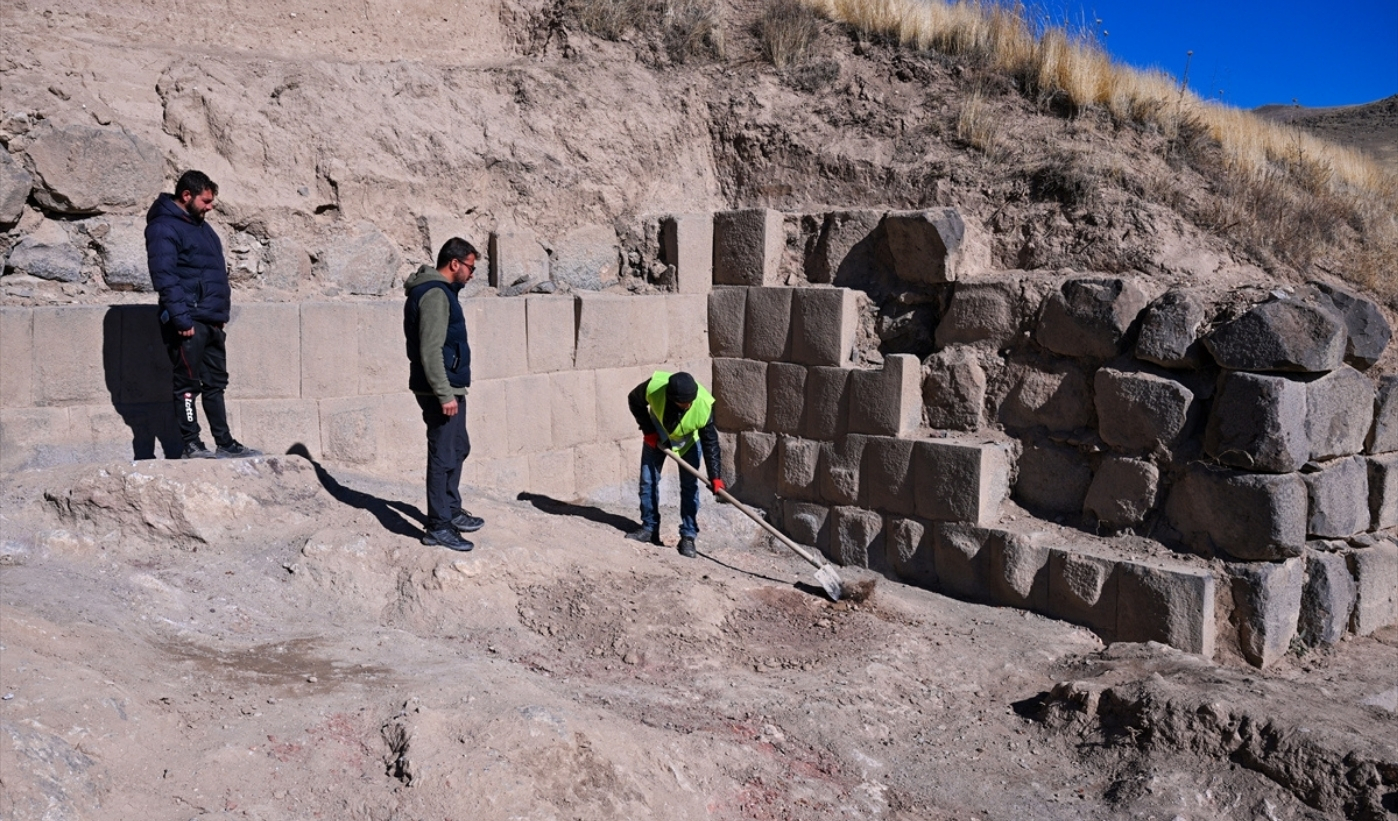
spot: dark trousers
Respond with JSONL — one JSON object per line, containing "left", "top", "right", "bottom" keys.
{"left": 163, "top": 320, "right": 231, "bottom": 447}
{"left": 417, "top": 394, "right": 470, "bottom": 531}
{"left": 638, "top": 442, "right": 701, "bottom": 539}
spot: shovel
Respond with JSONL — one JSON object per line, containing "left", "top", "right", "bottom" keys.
{"left": 661, "top": 448, "right": 844, "bottom": 602}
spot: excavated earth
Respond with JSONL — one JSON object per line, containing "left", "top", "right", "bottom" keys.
{"left": 2, "top": 457, "right": 1396, "bottom": 820}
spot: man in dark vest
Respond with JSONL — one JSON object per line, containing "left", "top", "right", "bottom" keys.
{"left": 625, "top": 371, "right": 723, "bottom": 558}
{"left": 146, "top": 169, "right": 261, "bottom": 459}
{"left": 404, "top": 238, "right": 485, "bottom": 551}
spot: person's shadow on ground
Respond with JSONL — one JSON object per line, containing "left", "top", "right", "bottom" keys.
{"left": 287, "top": 443, "right": 424, "bottom": 539}
{"left": 516, "top": 492, "right": 640, "bottom": 535}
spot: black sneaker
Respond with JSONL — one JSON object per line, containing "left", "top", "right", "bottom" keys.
{"left": 216, "top": 441, "right": 263, "bottom": 459}
{"left": 181, "top": 440, "right": 216, "bottom": 459}
{"left": 677, "top": 536, "right": 697, "bottom": 558}
{"left": 422, "top": 527, "right": 474, "bottom": 552}
{"left": 625, "top": 526, "right": 661, "bottom": 545}
{"left": 451, "top": 511, "right": 485, "bottom": 533}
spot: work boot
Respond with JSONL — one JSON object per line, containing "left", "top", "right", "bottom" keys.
{"left": 422, "top": 527, "right": 474, "bottom": 552}
{"left": 625, "top": 526, "right": 661, "bottom": 545}
{"left": 216, "top": 440, "right": 263, "bottom": 459}
{"left": 677, "top": 536, "right": 697, "bottom": 558}
{"left": 181, "top": 440, "right": 216, "bottom": 459}
{"left": 451, "top": 510, "right": 485, "bottom": 533}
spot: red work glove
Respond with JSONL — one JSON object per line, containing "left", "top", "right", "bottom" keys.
{"left": 643, "top": 432, "right": 659, "bottom": 449}
{"left": 711, "top": 478, "right": 726, "bottom": 493}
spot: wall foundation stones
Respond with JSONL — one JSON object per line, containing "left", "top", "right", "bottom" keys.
{"left": 1204, "top": 372, "right": 1308, "bottom": 473}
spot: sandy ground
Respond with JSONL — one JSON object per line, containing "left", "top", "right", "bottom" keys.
{"left": 2, "top": 455, "right": 1395, "bottom": 821}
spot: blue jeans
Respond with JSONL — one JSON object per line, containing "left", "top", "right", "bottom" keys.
{"left": 638, "top": 443, "right": 701, "bottom": 539}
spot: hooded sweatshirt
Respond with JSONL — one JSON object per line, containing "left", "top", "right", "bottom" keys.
{"left": 403, "top": 264, "right": 470, "bottom": 403}
{"left": 145, "top": 192, "right": 231, "bottom": 330}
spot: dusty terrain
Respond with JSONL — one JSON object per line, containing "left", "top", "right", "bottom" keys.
{"left": 3, "top": 456, "right": 1397, "bottom": 820}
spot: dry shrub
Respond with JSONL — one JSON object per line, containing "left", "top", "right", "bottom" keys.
{"left": 956, "top": 92, "right": 1002, "bottom": 159}
{"left": 760, "top": 0, "right": 821, "bottom": 69}
{"left": 664, "top": 0, "right": 725, "bottom": 62}
{"left": 576, "top": 0, "right": 652, "bottom": 40}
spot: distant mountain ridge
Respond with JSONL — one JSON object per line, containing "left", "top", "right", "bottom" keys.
{"left": 1255, "top": 95, "right": 1398, "bottom": 175}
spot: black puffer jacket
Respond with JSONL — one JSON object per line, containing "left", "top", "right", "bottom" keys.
{"left": 145, "top": 193, "right": 231, "bottom": 330}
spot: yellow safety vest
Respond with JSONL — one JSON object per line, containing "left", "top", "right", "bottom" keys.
{"left": 644, "top": 371, "right": 715, "bottom": 456}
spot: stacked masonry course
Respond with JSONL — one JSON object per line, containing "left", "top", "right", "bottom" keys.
{"left": 709, "top": 207, "right": 1398, "bottom": 668}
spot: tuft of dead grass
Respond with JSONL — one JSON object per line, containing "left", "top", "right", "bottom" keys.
{"left": 664, "top": 0, "right": 725, "bottom": 63}
{"left": 760, "top": 0, "right": 822, "bottom": 69}
{"left": 575, "top": 0, "right": 651, "bottom": 40}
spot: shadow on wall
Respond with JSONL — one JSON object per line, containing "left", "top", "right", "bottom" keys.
{"left": 101, "top": 305, "right": 182, "bottom": 460}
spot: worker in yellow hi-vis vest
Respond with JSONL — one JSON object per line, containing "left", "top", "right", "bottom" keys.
{"left": 625, "top": 371, "right": 724, "bottom": 558}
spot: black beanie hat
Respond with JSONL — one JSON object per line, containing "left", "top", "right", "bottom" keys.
{"left": 666, "top": 372, "right": 698, "bottom": 404}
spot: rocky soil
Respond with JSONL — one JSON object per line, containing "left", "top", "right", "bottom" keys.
{"left": 2, "top": 456, "right": 1396, "bottom": 820}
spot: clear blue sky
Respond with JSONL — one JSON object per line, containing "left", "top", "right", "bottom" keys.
{"left": 1054, "top": 0, "right": 1398, "bottom": 109}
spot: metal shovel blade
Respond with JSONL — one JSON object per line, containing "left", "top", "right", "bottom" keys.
{"left": 814, "top": 564, "right": 843, "bottom": 602}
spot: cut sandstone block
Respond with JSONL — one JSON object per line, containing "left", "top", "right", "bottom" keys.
{"left": 1205, "top": 294, "right": 1346, "bottom": 373}
{"left": 1094, "top": 368, "right": 1195, "bottom": 453}
{"left": 358, "top": 301, "right": 405, "bottom": 396}
{"left": 935, "top": 278, "right": 1021, "bottom": 350}
{"left": 1298, "top": 549, "right": 1356, "bottom": 648}
{"left": 466, "top": 379, "right": 510, "bottom": 461}
{"left": 301, "top": 302, "right": 360, "bottom": 398}
{"left": 819, "top": 434, "right": 869, "bottom": 506}
{"left": 883, "top": 209, "right": 985, "bottom": 284}
{"left": 1116, "top": 559, "right": 1216, "bottom": 657}
{"left": 548, "top": 370, "right": 598, "bottom": 449}
{"left": 744, "top": 286, "right": 793, "bottom": 361}
{"left": 1304, "top": 456, "right": 1370, "bottom": 538}
{"left": 574, "top": 294, "right": 656, "bottom": 371}
{"left": 465, "top": 455, "right": 529, "bottom": 493}
{"left": 808, "top": 210, "right": 882, "bottom": 285}
{"left": 1165, "top": 467, "right": 1307, "bottom": 561}
{"left": 575, "top": 440, "right": 623, "bottom": 501}
{"left": 235, "top": 399, "right": 322, "bottom": 461}
{"left": 988, "top": 530, "right": 1052, "bottom": 612}
{"left": 318, "top": 396, "right": 379, "bottom": 466}
{"left": 1306, "top": 365, "right": 1375, "bottom": 461}
{"left": 1034, "top": 277, "right": 1149, "bottom": 359}
{"left": 661, "top": 213, "right": 713, "bottom": 295}
{"left": 712, "top": 358, "right": 767, "bottom": 431}
{"left": 506, "top": 374, "right": 553, "bottom": 456}
{"left": 593, "top": 365, "right": 656, "bottom": 442}
{"left": 713, "top": 209, "right": 783, "bottom": 287}
{"left": 848, "top": 354, "right": 921, "bottom": 437}
{"left": 465, "top": 297, "right": 529, "bottom": 380}
{"left": 791, "top": 287, "right": 859, "bottom": 367}
{"left": 529, "top": 449, "right": 576, "bottom": 500}
{"left": 33, "top": 305, "right": 108, "bottom": 405}
{"left": 1135, "top": 289, "right": 1208, "bottom": 369}
{"left": 0, "top": 407, "right": 70, "bottom": 471}
{"left": 1204, "top": 371, "right": 1309, "bottom": 473}
{"left": 1367, "top": 375, "right": 1398, "bottom": 454}
{"left": 1310, "top": 280, "right": 1392, "bottom": 369}
{"left": 803, "top": 366, "right": 851, "bottom": 441}
{"left": 887, "top": 517, "right": 936, "bottom": 587}
{"left": 665, "top": 295, "right": 709, "bottom": 364}
{"left": 1014, "top": 442, "right": 1091, "bottom": 516}
{"left": 932, "top": 522, "right": 994, "bottom": 601}
{"left": 550, "top": 224, "right": 619, "bottom": 291}
{"left": 224, "top": 304, "right": 302, "bottom": 401}
{"left": 998, "top": 361, "right": 1094, "bottom": 432}
{"left": 830, "top": 507, "right": 885, "bottom": 571}
{"left": 921, "top": 348, "right": 986, "bottom": 432}
{"left": 913, "top": 439, "right": 1012, "bottom": 525}
{"left": 0, "top": 307, "right": 33, "bottom": 408}
{"left": 777, "top": 436, "right": 822, "bottom": 502}
{"left": 766, "top": 363, "right": 807, "bottom": 435}
{"left": 707, "top": 287, "right": 747, "bottom": 359}
{"left": 1229, "top": 557, "right": 1304, "bottom": 669}
{"left": 736, "top": 431, "right": 778, "bottom": 508}
{"left": 489, "top": 228, "right": 549, "bottom": 290}
{"left": 781, "top": 500, "right": 830, "bottom": 552}
{"left": 1047, "top": 546, "right": 1119, "bottom": 638}
{"left": 862, "top": 436, "right": 917, "bottom": 516}
{"left": 526, "top": 295, "right": 577, "bottom": 374}
{"left": 1083, "top": 457, "right": 1159, "bottom": 529}
{"left": 1348, "top": 541, "right": 1398, "bottom": 635}
{"left": 1369, "top": 453, "right": 1398, "bottom": 530}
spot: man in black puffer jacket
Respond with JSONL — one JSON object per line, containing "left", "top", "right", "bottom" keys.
{"left": 146, "top": 170, "right": 260, "bottom": 459}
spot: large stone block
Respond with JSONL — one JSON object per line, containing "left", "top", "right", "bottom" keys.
{"left": 666, "top": 295, "right": 709, "bottom": 364}
{"left": 463, "top": 297, "right": 529, "bottom": 380}
{"left": 791, "top": 287, "right": 859, "bottom": 367}
{"left": 358, "top": 301, "right": 404, "bottom": 396}
{"left": 935, "top": 277, "right": 1022, "bottom": 350}
{"left": 862, "top": 436, "right": 917, "bottom": 516}
{"left": 235, "top": 399, "right": 322, "bottom": 460}
{"left": 0, "top": 150, "right": 32, "bottom": 225}
{"left": 318, "top": 396, "right": 379, "bottom": 466}
{"left": 91, "top": 215, "right": 153, "bottom": 292}
{"left": 1367, "top": 375, "right": 1398, "bottom": 454}
{"left": 1164, "top": 466, "right": 1307, "bottom": 560}
{"left": 466, "top": 378, "right": 510, "bottom": 460}
{"left": 1116, "top": 559, "right": 1216, "bottom": 657}
{"left": 766, "top": 363, "right": 807, "bottom": 435}
{"left": 33, "top": 305, "right": 107, "bottom": 405}
{"left": 489, "top": 228, "right": 549, "bottom": 291}
{"left": 998, "top": 361, "right": 1094, "bottom": 432}
{"left": 8, "top": 220, "right": 83, "bottom": 282}
{"left": 1306, "top": 366, "right": 1375, "bottom": 460}
{"left": 574, "top": 440, "right": 624, "bottom": 501}
{"left": 777, "top": 436, "right": 822, "bottom": 502}
{"left": 226, "top": 304, "right": 302, "bottom": 400}
{"left": 0, "top": 307, "right": 34, "bottom": 408}
{"left": 932, "top": 522, "right": 994, "bottom": 601}
{"left": 524, "top": 295, "right": 577, "bottom": 374}
{"left": 913, "top": 439, "right": 1013, "bottom": 525}
{"left": 1204, "top": 371, "right": 1309, "bottom": 473}
{"left": 713, "top": 209, "right": 783, "bottom": 287}
{"left": 736, "top": 430, "right": 778, "bottom": 508}
{"left": 887, "top": 517, "right": 936, "bottom": 587}
{"left": 464, "top": 455, "right": 529, "bottom": 493}
{"left": 0, "top": 407, "right": 70, "bottom": 472}
{"left": 1304, "top": 456, "right": 1370, "bottom": 538}
{"left": 573, "top": 294, "right": 644, "bottom": 371}
{"left": 593, "top": 365, "right": 655, "bottom": 442}
{"left": 371, "top": 392, "right": 424, "bottom": 473}
{"left": 744, "top": 286, "right": 794, "bottom": 361}
{"left": 1229, "top": 558, "right": 1304, "bottom": 668}
{"left": 1083, "top": 457, "right": 1159, "bottom": 529}
{"left": 69, "top": 403, "right": 163, "bottom": 463}
{"left": 803, "top": 366, "right": 851, "bottom": 441}
{"left": 808, "top": 210, "right": 883, "bottom": 285}
{"left": 25, "top": 124, "right": 163, "bottom": 215}
{"left": 712, "top": 358, "right": 767, "bottom": 431}
{"left": 883, "top": 209, "right": 986, "bottom": 284}
{"left": 819, "top": 434, "right": 869, "bottom": 506}
{"left": 1348, "top": 541, "right": 1398, "bottom": 635}
{"left": 1369, "top": 453, "right": 1398, "bottom": 530}
{"left": 1034, "top": 277, "right": 1149, "bottom": 359}
{"left": 506, "top": 374, "right": 553, "bottom": 456}
{"left": 550, "top": 224, "right": 619, "bottom": 291}
{"left": 922, "top": 348, "right": 985, "bottom": 432}
{"left": 300, "top": 303, "right": 360, "bottom": 398}
{"left": 313, "top": 222, "right": 403, "bottom": 296}
{"left": 781, "top": 500, "right": 830, "bottom": 552}
{"left": 706, "top": 287, "right": 747, "bottom": 361}
{"left": 1047, "top": 546, "right": 1119, "bottom": 637}
{"left": 1014, "top": 442, "right": 1091, "bottom": 516}
{"left": 1135, "top": 289, "right": 1208, "bottom": 369}
{"left": 1205, "top": 293, "right": 1346, "bottom": 373}
{"left": 988, "top": 530, "right": 1052, "bottom": 612}
{"left": 528, "top": 449, "right": 577, "bottom": 500}
{"left": 848, "top": 354, "right": 921, "bottom": 437}
{"left": 110, "top": 305, "right": 169, "bottom": 404}
{"left": 829, "top": 507, "right": 885, "bottom": 570}
{"left": 1298, "top": 549, "right": 1356, "bottom": 648}
{"left": 1095, "top": 368, "right": 1195, "bottom": 453}
{"left": 1310, "top": 281, "right": 1391, "bottom": 369}
{"left": 548, "top": 370, "right": 598, "bottom": 449}
{"left": 661, "top": 213, "right": 713, "bottom": 295}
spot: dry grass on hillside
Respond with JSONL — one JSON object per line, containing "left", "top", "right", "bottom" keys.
{"left": 805, "top": 0, "right": 1398, "bottom": 296}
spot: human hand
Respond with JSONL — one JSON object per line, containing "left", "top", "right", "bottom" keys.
{"left": 442, "top": 398, "right": 459, "bottom": 417}
{"left": 179, "top": 326, "right": 195, "bottom": 338}
{"left": 711, "top": 478, "right": 726, "bottom": 494}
